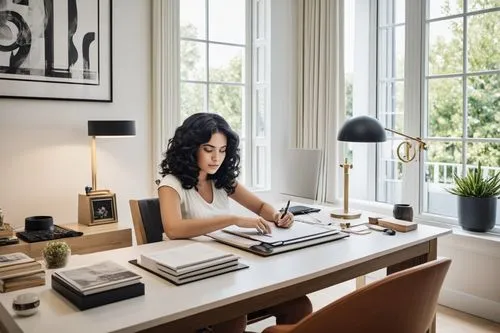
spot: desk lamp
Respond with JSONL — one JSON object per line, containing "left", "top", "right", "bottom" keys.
{"left": 333, "top": 115, "right": 427, "bottom": 219}
{"left": 78, "top": 120, "right": 136, "bottom": 226}
{"left": 332, "top": 116, "right": 386, "bottom": 219}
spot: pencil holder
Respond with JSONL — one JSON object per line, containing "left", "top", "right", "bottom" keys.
{"left": 393, "top": 204, "right": 413, "bottom": 222}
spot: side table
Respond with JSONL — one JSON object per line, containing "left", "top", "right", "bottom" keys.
{"left": 0, "top": 223, "right": 132, "bottom": 259}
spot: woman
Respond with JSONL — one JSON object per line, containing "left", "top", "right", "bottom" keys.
{"left": 158, "top": 113, "right": 312, "bottom": 333}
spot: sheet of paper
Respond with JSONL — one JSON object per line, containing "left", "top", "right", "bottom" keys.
{"left": 223, "top": 222, "right": 337, "bottom": 244}
{"left": 207, "top": 230, "right": 260, "bottom": 247}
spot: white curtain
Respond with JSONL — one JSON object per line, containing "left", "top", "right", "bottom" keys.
{"left": 151, "top": 0, "right": 180, "bottom": 190}
{"left": 295, "top": 0, "right": 344, "bottom": 203}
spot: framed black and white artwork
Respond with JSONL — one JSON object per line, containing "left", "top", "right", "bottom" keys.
{"left": 0, "top": 0, "right": 112, "bottom": 102}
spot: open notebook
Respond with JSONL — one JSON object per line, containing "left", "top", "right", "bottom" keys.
{"left": 209, "top": 222, "right": 349, "bottom": 256}
{"left": 223, "top": 222, "right": 339, "bottom": 246}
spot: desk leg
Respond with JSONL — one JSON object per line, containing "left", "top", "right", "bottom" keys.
{"left": 387, "top": 238, "right": 438, "bottom": 333}
{"left": 355, "top": 275, "right": 366, "bottom": 289}
{"left": 387, "top": 238, "right": 437, "bottom": 274}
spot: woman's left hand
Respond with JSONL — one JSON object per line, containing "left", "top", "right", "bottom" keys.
{"left": 274, "top": 211, "right": 294, "bottom": 228}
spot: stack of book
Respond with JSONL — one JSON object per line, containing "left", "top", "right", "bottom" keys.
{"left": 138, "top": 243, "right": 246, "bottom": 285}
{"left": 0, "top": 252, "right": 45, "bottom": 293}
{"left": 0, "top": 224, "right": 19, "bottom": 246}
{"left": 51, "top": 260, "right": 144, "bottom": 310}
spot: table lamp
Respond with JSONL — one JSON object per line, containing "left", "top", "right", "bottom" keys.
{"left": 332, "top": 116, "right": 387, "bottom": 219}
{"left": 78, "top": 120, "right": 136, "bottom": 226}
{"left": 333, "top": 115, "right": 428, "bottom": 219}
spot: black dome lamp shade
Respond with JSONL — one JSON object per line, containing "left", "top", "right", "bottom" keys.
{"left": 337, "top": 115, "right": 387, "bottom": 143}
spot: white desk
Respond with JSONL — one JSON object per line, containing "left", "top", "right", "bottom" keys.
{"left": 0, "top": 223, "right": 451, "bottom": 333}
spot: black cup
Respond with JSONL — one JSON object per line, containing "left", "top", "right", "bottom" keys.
{"left": 393, "top": 204, "right": 413, "bottom": 222}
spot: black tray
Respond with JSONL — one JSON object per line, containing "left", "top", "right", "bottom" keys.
{"left": 16, "top": 225, "right": 83, "bottom": 243}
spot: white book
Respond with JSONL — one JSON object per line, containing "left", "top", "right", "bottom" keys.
{"left": 140, "top": 243, "right": 236, "bottom": 273}
{"left": 138, "top": 256, "right": 246, "bottom": 285}
{"left": 0, "top": 253, "right": 34, "bottom": 268}
{"left": 153, "top": 257, "right": 239, "bottom": 277}
{"left": 54, "top": 261, "right": 141, "bottom": 293}
{"left": 155, "top": 255, "right": 239, "bottom": 276}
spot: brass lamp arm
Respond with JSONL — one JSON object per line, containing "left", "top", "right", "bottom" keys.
{"left": 384, "top": 128, "right": 428, "bottom": 163}
{"left": 384, "top": 128, "right": 427, "bottom": 148}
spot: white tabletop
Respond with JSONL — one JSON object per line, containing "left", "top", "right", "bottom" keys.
{"left": 0, "top": 223, "right": 451, "bottom": 333}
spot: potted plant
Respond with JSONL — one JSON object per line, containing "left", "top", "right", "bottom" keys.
{"left": 447, "top": 162, "right": 500, "bottom": 232}
{"left": 42, "top": 241, "right": 71, "bottom": 269}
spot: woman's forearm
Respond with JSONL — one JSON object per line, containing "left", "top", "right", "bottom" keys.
{"left": 259, "top": 202, "right": 280, "bottom": 222}
{"left": 165, "top": 215, "right": 237, "bottom": 239}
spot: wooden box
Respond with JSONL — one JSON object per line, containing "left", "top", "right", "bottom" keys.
{"left": 78, "top": 193, "right": 118, "bottom": 226}
{"left": 378, "top": 218, "right": 417, "bottom": 232}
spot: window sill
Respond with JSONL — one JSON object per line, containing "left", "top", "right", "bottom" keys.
{"left": 416, "top": 218, "right": 500, "bottom": 244}
{"left": 348, "top": 198, "right": 500, "bottom": 245}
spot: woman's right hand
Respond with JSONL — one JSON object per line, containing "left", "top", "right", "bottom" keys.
{"left": 235, "top": 216, "right": 272, "bottom": 235}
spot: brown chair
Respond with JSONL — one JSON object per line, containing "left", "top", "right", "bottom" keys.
{"left": 263, "top": 258, "right": 451, "bottom": 333}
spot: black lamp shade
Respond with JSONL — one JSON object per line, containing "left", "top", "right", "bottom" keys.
{"left": 337, "top": 115, "right": 387, "bottom": 143}
{"left": 88, "top": 120, "right": 136, "bottom": 136}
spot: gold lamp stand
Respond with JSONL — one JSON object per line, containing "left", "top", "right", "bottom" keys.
{"left": 78, "top": 136, "right": 118, "bottom": 226}
{"left": 331, "top": 158, "right": 361, "bottom": 220}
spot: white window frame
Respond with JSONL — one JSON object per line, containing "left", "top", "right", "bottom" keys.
{"left": 176, "top": 0, "right": 271, "bottom": 189}
{"left": 348, "top": 0, "right": 500, "bottom": 232}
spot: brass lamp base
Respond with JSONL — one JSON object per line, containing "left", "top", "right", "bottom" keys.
{"left": 330, "top": 209, "right": 361, "bottom": 220}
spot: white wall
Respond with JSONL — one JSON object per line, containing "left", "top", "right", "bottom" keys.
{"left": 438, "top": 234, "right": 500, "bottom": 322}
{"left": 0, "top": 0, "right": 152, "bottom": 228}
{"left": 266, "top": 0, "right": 297, "bottom": 202}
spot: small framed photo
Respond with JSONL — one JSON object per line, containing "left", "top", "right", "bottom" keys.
{"left": 78, "top": 193, "right": 117, "bottom": 225}
{"left": 90, "top": 196, "right": 117, "bottom": 223}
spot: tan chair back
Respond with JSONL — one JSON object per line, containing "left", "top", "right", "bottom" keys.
{"left": 129, "top": 198, "right": 164, "bottom": 245}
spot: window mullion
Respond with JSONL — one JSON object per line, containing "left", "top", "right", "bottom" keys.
{"left": 205, "top": 0, "right": 210, "bottom": 113}
{"left": 402, "top": 0, "right": 424, "bottom": 208}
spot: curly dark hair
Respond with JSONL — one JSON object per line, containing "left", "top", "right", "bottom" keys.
{"left": 160, "top": 113, "right": 241, "bottom": 194}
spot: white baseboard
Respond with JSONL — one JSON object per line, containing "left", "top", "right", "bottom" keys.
{"left": 439, "top": 287, "right": 500, "bottom": 323}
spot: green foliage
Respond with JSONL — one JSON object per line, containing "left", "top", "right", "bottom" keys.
{"left": 447, "top": 162, "right": 500, "bottom": 197}
{"left": 427, "top": 0, "right": 500, "bottom": 167}
{"left": 43, "top": 241, "right": 71, "bottom": 268}
{"left": 180, "top": 24, "right": 243, "bottom": 134}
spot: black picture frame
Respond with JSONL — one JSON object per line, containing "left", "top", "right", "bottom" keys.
{"left": 0, "top": 0, "right": 113, "bottom": 102}
{"left": 89, "top": 195, "right": 117, "bottom": 224}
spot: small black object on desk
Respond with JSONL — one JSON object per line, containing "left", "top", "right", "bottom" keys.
{"left": 16, "top": 216, "right": 83, "bottom": 243}
{"left": 383, "top": 228, "right": 396, "bottom": 236}
{"left": 282, "top": 205, "right": 321, "bottom": 216}
{"left": 25, "top": 216, "right": 54, "bottom": 231}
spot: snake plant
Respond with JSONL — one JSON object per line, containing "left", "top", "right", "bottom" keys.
{"left": 447, "top": 162, "right": 500, "bottom": 198}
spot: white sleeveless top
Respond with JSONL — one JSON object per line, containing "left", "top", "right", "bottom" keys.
{"left": 158, "top": 174, "right": 230, "bottom": 219}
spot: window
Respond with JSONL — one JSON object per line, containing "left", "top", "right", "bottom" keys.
{"left": 423, "top": 0, "right": 500, "bottom": 223}
{"left": 346, "top": 0, "right": 500, "bottom": 227}
{"left": 179, "top": 0, "right": 270, "bottom": 188}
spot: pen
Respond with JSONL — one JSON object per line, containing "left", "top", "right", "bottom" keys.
{"left": 281, "top": 200, "right": 291, "bottom": 219}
